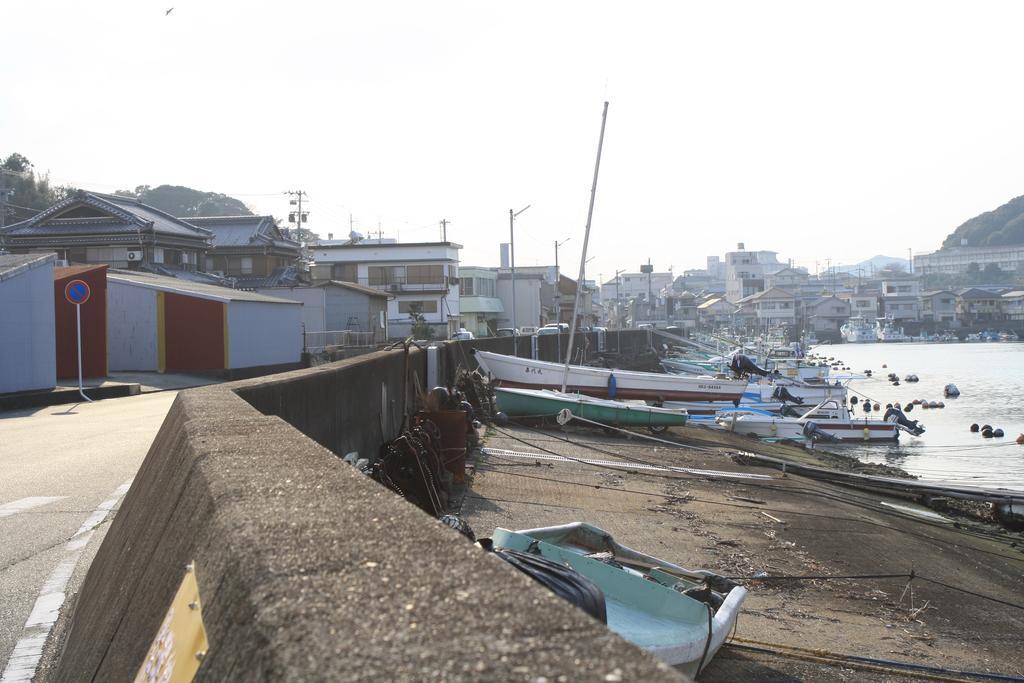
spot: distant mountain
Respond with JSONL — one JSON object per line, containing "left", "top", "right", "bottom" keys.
{"left": 942, "top": 194, "right": 1024, "bottom": 249}
{"left": 845, "top": 254, "right": 909, "bottom": 274}
{"left": 114, "top": 184, "right": 253, "bottom": 217}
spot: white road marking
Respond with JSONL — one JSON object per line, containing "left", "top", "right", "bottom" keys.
{"left": 0, "top": 497, "right": 65, "bottom": 519}
{"left": 0, "top": 481, "right": 132, "bottom": 683}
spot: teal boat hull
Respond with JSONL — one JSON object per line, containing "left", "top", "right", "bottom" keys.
{"left": 492, "top": 523, "right": 746, "bottom": 677}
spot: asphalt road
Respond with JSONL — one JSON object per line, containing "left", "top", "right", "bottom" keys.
{"left": 0, "top": 392, "right": 178, "bottom": 680}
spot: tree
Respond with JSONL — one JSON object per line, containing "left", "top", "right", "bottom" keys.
{"left": 2, "top": 153, "right": 32, "bottom": 173}
{"left": 982, "top": 262, "right": 1008, "bottom": 284}
{"left": 0, "top": 152, "right": 76, "bottom": 222}
{"left": 966, "top": 262, "right": 981, "bottom": 284}
{"left": 406, "top": 302, "right": 435, "bottom": 340}
{"left": 876, "top": 262, "right": 907, "bottom": 279}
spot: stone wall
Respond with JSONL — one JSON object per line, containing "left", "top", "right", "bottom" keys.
{"left": 50, "top": 341, "right": 681, "bottom": 682}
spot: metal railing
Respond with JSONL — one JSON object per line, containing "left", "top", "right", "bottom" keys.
{"left": 304, "top": 330, "right": 378, "bottom": 352}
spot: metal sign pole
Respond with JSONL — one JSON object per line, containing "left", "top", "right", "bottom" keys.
{"left": 76, "top": 303, "right": 92, "bottom": 402}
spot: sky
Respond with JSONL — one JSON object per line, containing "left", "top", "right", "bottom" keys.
{"left": 4, "top": 1, "right": 1023, "bottom": 284}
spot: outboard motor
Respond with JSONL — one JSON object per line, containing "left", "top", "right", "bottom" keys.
{"left": 884, "top": 406, "right": 925, "bottom": 437}
{"left": 730, "top": 354, "right": 770, "bottom": 378}
{"left": 803, "top": 421, "right": 840, "bottom": 443}
{"left": 771, "top": 385, "right": 804, "bottom": 405}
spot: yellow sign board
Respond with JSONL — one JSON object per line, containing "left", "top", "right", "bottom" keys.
{"left": 133, "top": 562, "right": 209, "bottom": 683}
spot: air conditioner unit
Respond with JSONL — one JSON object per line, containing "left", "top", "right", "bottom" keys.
{"left": 126, "top": 250, "right": 143, "bottom": 262}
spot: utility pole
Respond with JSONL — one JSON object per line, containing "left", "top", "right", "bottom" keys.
{"left": 509, "top": 205, "right": 531, "bottom": 352}
{"left": 285, "top": 190, "right": 308, "bottom": 243}
{"left": 908, "top": 247, "right": 913, "bottom": 274}
{"left": 614, "top": 269, "right": 625, "bottom": 328}
{"left": 440, "top": 219, "right": 450, "bottom": 242}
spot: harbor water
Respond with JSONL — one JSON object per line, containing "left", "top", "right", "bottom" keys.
{"left": 809, "top": 342, "right": 1024, "bottom": 491}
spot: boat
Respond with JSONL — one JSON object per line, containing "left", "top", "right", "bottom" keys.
{"left": 473, "top": 350, "right": 749, "bottom": 402}
{"left": 875, "top": 317, "right": 910, "bottom": 343}
{"left": 715, "top": 399, "right": 924, "bottom": 441}
{"left": 494, "top": 387, "right": 688, "bottom": 429}
{"left": 490, "top": 522, "right": 746, "bottom": 678}
{"left": 840, "top": 316, "right": 877, "bottom": 343}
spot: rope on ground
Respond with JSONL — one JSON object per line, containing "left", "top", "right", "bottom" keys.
{"left": 724, "top": 637, "right": 1022, "bottom": 682}
{"left": 494, "top": 422, "right": 1024, "bottom": 560}
{"left": 723, "top": 569, "right": 1024, "bottom": 612}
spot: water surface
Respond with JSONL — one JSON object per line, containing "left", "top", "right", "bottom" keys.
{"left": 809, "top": 342, "right": 1024, "bottom": 491}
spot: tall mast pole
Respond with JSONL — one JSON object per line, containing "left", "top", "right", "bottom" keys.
{"left": 561, "top": 101, "right": 609, "bottom": 392}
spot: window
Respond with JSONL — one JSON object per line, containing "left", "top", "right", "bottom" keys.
{"left": 398, "top": 300, "right": 438, "bottom": 314}
{"left": 241, "top": 257, "right": 253, "bottom": 274}
{"left": 332, "top": 264, "right": 358, "bottom": 282}
{"left": 476, "top": 278, "right": 495, "bottom": 297}
{"left": 407, "top": 264, "right": 443, "bottom": 285}
{"left": 460, "top": 277, "right": 474, "bottom": 295}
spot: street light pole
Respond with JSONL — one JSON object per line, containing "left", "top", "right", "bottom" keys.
{"left": 554, "top": 237, "right": 571, "bottom": 362}
{"left": 509, "top": 205, "right": 530, "bottom": 354}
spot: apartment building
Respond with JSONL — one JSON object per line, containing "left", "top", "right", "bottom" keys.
{"left": 312, "top": 239, "right": 461, "bottom": 339}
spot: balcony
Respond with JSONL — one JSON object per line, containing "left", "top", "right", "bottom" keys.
{"left": 364, "top": 276, "right": 453, "bottom": 293}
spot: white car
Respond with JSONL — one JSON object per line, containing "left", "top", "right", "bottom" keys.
{"left": 452, "top": 328, "right": 475, "bottom": 340}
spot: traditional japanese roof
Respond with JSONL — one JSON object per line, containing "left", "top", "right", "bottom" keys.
{"left": 316, "top": 279, "right": 390, "bottom": 298}
{"left": 184, "top": 215, "right": 300, "bottom": 252}
{"left": 956, "top": 287, "right": 1007, "bottom": 299}
{"left": 1, "top": 191, "right": 212, "bottom": 242}
{"left": 740, "top": 287, "right": 796, "bottom": 303}
{"left": 0, "top": 252, "right": 56, "bottom": 281}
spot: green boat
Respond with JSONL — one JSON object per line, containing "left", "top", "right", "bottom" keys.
{"left": 494, "top": 387, "right": 688, "bottom": 429}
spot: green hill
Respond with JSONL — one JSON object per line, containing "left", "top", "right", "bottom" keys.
{"left": 114, "top": 184, "right": 252, "bottom": 217}
{"left": 942, "top": 194, "right": 1024, "bottom": 248}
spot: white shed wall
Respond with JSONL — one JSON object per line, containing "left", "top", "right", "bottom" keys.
{"left": 106, "top": 281, "right": 158, "bottom": 371}
{"left": 227, "top": 301, "right": 302, "bottom": 369}
{"left": 255, "top": 287, "right": 326, "bottom": 333}
{"left": 0, "top": 262, "right": 56, "bottom": 393}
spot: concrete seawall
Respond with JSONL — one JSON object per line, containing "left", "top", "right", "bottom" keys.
{"left": 51, "top": 338, "right": 679, "bottom": 681}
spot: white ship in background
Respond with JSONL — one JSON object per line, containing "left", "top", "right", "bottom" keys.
{"left": 875, "top": 317, "right": 910, "bottom": 343}
{"left": 840, "top": 316, "right": 876, "bottom": 343}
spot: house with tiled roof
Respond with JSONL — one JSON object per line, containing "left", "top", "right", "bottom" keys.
{"left": 1002, "top": 291, "right": 1024, "bottom": 321}
{"left": 183, "top": 215, "right": 302, "bottom": 288}
{"left": 805, "top": 295, "right": 851, "bottom": 334}
{"left": 0, "top": 190, "right": 212, "bottom": 271}
{"left": 956, "top": 287, "right": 1006, "bottom": 324}
{"left": 737, "top": 287, "right": 797, "bottom": 326}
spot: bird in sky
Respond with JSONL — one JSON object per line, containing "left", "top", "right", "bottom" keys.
{"left": 165, "top": 7, "right": 174, "bottom": 15}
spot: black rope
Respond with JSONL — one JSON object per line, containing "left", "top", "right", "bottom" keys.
{"left": 728, "top": 571, "right": 915, "bottom": 582}
{"left": 723, "top": 569, "right": 1024, "bottom": 612}
{"left": 695, "top": 602, "right": 715, "bottom": 677}
{"left": 488, "top": 425, "right": 1024, "bottom": 560}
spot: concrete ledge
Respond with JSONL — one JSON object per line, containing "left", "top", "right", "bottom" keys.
{"left": 0, "top": 383, "right": 141, "bottom": 412}
{"left": 51, "top": 348, "right": 681, "bottom": 681}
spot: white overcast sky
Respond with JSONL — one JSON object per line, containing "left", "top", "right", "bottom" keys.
{"left": 4, "top": 1, "right": 1023, "bottom": 282}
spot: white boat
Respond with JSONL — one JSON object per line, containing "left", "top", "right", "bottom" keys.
{"left": 473, "top": 350, "right": 749, "bottom": 402}
{"left": 875, "top": 317, "right": 910, "bottom": 343}
{"left": 715, "top": 399, "right": 923, "bottom": 442}
{"left": 841, "top": 316, "right": 877, "bottom": 343}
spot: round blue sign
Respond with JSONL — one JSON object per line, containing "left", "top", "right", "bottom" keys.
{"left": 65, "top": 279, "right": 91, "bottom": 305}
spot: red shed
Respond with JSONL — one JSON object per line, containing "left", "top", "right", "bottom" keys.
{"left": 54, "top": 265, "right": 108, "bottom": 379}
